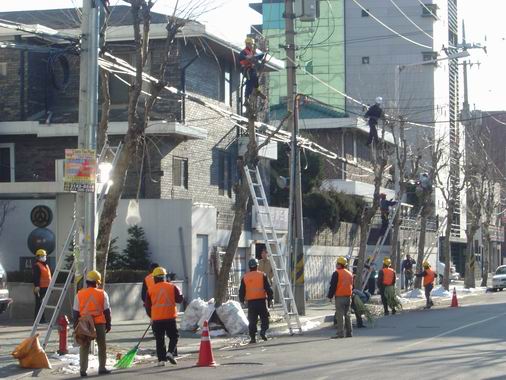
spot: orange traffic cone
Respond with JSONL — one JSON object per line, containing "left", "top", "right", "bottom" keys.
{"left": 196, "top": 320, "right": 217, "bottom": 367}
{"left": 451, "top": 287, "right": 459, "bottom": 307}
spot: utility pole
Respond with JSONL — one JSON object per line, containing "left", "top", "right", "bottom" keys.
{"left": 77, "top": 0, "right": 100, "bottom": 275}
{"left": 284, "top": 0, "right": 305, "bottom": 315}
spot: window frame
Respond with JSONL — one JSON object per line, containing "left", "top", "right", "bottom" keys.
{"left": 362, "top": 56, "right": 370, "bottom": 65}
{"left": 0, "top": 143, "right": 14, "bottom": 183}
{"left": 218, "top": 150, "right": 232, "bottom": 197}
{"left": 172, "top": 156, "right": 189, "bottom": 189}
{"left": 361, "top": 9, "right": 370, "bottom": 17}
{"left": 421, "top": 3, "right": 438, "bottom": 18}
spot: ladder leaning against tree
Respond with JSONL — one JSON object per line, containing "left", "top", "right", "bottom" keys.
{"left": 243, "top": 164, "right": 302, "bottom": 335}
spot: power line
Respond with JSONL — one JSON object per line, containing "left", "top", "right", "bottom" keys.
{"left": 389, "top": 0, "right": 433, "bottom": 40}
{"left": 350, "top": 0, "right": 432, "bottom": 49}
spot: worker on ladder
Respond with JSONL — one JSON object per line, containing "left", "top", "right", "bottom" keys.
{"left": 73, "top": 270, "right": 112, "bottom": 377}
{"left": 364, "top": 96, "right": 385, "bottom": 146}
{"left": 240, "top": 36, "right": 266, "bottom": 101}
{"left": 379, "top": 193, "right": 397, "bottom": 237}
{"left": 33, "top": 249, "right": 51, "bottom": 323}
{"left": 415, "top": 262, "right": 435, "bottom": 309}
{"left": 239, "top": 258, "right": 273, "bottom": 344}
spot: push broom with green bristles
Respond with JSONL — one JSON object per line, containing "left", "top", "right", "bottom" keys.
{"left": 114, "top": 323, "right": 152, "bottom": 369}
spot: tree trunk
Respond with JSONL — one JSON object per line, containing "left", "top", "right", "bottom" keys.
{"left": 355, "top": 217, "right": 370, "bottom": 290}
{"left": 414, "top": 213, "right": 427, "bottom": 289}
{"left": 481, "top": 230, "right": 491, "bottom": 287}
{"left": 390, "top": 208, "right": 401, "bottom": 272}
{"left": 442, "top": 204, "right": 453, "bottom": 291}
{"left": 214, "top": 96, "right": 259, "bottom": 306}
{"left": 464, "top": 226, "right": 479, "bottom": 288}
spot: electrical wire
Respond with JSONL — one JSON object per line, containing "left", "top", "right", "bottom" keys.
{"left": 389, "top": 0, "right": 433, "bottom": 40}
{"left": 350, "top": 0, "right": 432, "bottom": 49}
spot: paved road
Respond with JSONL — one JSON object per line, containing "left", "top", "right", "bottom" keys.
{"left": 59, "top": 291, "right": 505, "bottom": 380}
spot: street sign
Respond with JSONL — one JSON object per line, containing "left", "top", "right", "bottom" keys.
{"left": 64, "top": 149, "right": 96, "bottom": 192}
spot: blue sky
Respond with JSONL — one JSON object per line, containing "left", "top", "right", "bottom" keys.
{"left": 0, "top": 0, "right": 504, "bottom": 111}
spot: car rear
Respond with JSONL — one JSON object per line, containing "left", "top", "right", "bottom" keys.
{"left": 0, "top": 263, "right": 11, "bottom": 313}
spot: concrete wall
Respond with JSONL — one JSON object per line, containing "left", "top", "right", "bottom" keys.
{"left": 3, "top": 281, "right": 184, "bottom": 322}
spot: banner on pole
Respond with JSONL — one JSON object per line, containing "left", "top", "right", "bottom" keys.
{"left": 64, "top": 149, "right": 96, "bottom": 192}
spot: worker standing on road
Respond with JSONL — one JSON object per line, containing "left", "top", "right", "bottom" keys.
{"left": 239, "top": 258, "right": 273, "bottom": 344}
{"left": 146, "top": 266, "right": 183, "bottom": 366}
{"left": 416, "top": 262, "right": 435, "bottom": 309}
{"left": 141, "top": 262, "right": 159, "bottom": 314}
{"left": 240, "top": 36, "right": 266, "bottom": 101}
{"left": 73, "top": 270, "right": 112, "bottom": 377}
{"left": 327, "top": 256, "right": 353, "bottom": 338}
{"left": 33, "top": 249, "right": 52, "bottom": 323}
{"left": 401, "top": 254, "right": 415, "bottom": 290}
{"left": 364, "top": 96, "right": 384, "bottom": 146}
{"left": 378, "top": 257, "right": 397, "bottom": 315}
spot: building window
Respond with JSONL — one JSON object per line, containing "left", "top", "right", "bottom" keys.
{"left": 344, "top": 132, "right": 356, "bottom": 162}
{"left": 218, "top": 150, "right": 232, "bottom": 197}
{"left": 173, "top": 157, "right": 188, "bottom": 189}
{"left": 361, "top": 9, "right": 370, "bottom": 17}
{"left": 220, "top": 68, "right": 232, "bottom": 106}
{"left": 421, "top": 3, "right": 438, "bottom": 18}
{"left": 109, "top": 52, "right": 135, "bottom": 105}
{"left": 362, "top": 56, "right": 370, "bottom": 64}
{"left": 0, "top": 143, "right": 14, "bottom": 182}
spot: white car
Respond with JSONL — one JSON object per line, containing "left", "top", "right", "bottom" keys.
{"left": 491, "top": 265, "right": 506, "bottom": 292}
{"left": 0, "top": 263, "right": 11, "bottom": 314}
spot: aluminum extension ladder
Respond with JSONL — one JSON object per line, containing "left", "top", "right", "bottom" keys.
{"left": 244, "top": 165, "right": 302, "bottom": 335}
{"left": 30, "top": 142, "right": 123, "bottom": 349}
{"left": 361, "top": 199, "right": 401, "bottom": 290}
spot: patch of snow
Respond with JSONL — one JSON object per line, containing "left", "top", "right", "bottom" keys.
{"left": 209, "top": 329, "right": 227, "bottom": 337}
{"left": 431, "top": 286, "right": 451, "bottom": 297}
{"left": 403, "top": 288, "right": 424, "bottom": 299}
{"left": 50, "top": 352, "right": 116, "bottom": 375}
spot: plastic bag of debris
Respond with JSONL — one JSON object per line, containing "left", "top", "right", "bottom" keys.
{"left": 216, "top": 300, "right": 248, "bottom": 335}
{"left": 180, "top": 298, "right": 208, "bottom": 331}
{"left": 198, "top": 299, "right": 216, "bottom": 329}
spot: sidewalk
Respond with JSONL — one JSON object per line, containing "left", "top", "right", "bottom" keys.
{"left": 0, "top": 286, "right": 487, "bottom": 379}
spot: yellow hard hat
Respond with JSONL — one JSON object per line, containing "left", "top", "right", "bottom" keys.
{"left": 35, "top": 249, "right": 47, "bottom": 257}
{"left": 86, "top": 270, "right": 102, "bottom": 284}
{"left": 383, "top": 257, "right": 392, "bottom": 266}
{"left": 152, "top": 266, "right": 167, "bottom": 277}
{"left": 245, "top": 36, "right": 254, "bottom": 44}
{"left": 423, "top": 261, "right": 431, "bottom": 269}
{"left": 336, "top": 256, "right": 348, "bottom": 266}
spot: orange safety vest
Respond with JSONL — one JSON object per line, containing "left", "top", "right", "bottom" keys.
{"left": 36, "top": 261, "right": 52, "bottom": 288}
{"left": 244, "top": 271, "right": 267, "bottom": 301}
{"left": 335, "top": 268, "right": 353, "bottom": 297}
{"left": 78, "top": 287, "right": 106, "bottom": 324}
{"left": 423, "top": 268, "right": 435, "bottom": 286}
{"left": 145, "top": 273, "right": 155, "bottom": 292}
{"left": 382, "top": 268, "right": 395, "bottom": 286}
{"left": 149, "top": 282, "right": 177, "bottom": 320}
{"left": 240, "top": 47, "right": 254, "bottom": 68}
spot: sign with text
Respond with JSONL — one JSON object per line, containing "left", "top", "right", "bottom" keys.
{"left": 64, "top": 149, "right": 97, "bottom": 192}
{"left": 252, "top": 206, "right": 289, "bottom": 232}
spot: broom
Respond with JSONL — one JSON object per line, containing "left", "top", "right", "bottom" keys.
{"left": 114, "top": 323, "right": 152, "bottom": 369}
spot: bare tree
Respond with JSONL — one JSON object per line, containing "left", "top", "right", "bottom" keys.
{"left": 96, "top": 1, "right": 188, "bottom": 275}
{"left": 434, "top": 136, "right": 466, "bottom": 291}
{"left": 413, "top": 138, "right": 445, "bottom": 289}
{"left": 0, "top": 201, "right": 15, "bottom": 238}
{"left": 354, "top": 127, "right": 392, "bottom": 290}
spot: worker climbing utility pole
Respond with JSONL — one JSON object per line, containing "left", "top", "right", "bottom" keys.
{"left": 284, "top": 0, "right": 305, "bottom": 315}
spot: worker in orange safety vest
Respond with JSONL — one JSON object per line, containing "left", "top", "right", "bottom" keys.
{"left": 239, "top": 258, "right": 273, "bottom": 344}
{"left": 73, "top": 270, "right": 112, "bottom": 377}
{"left": 145, "top": 266, "right": 184, "bottom": 366}
{"left": 239, "top": 36, "right": 266, "bottom": 101}
{"left": 33, "top": 249, "right": 52, "bottom": 323}
{"left": 377, "top": 257, "right": 397, "bottom": 315}
{"left": 416, "top": 261, "right": 435, "bottom": 309}
{"left": 327, "top": 256, "right": 354, "bottom": 338}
